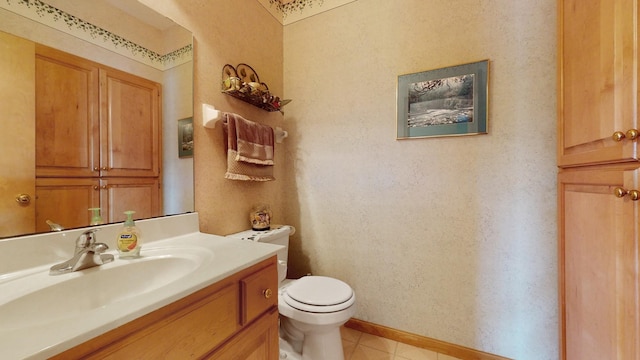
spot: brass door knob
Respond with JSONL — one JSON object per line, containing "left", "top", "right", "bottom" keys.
{"left": 614, "top": 187, "right": 640, "bottom": 200}
{"left": 263, "top": 288, "right": 273, "bottom": 299}
{"left": 627, "top": 129, "right": 640, "bottom": 140}
{"left": 613, "top": 131, "right": 626, "bottom": 141}
{"left": 15, "top": 193, "right": 31, "bottom": 205}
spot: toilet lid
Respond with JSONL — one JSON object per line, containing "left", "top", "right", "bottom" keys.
{"left": 283, "top": 276, "right": 354, "bottom": 313}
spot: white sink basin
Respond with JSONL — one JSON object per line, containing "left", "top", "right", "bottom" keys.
{"left": 0, "top": 246, "right": 212, "bottom": 331}
{"left": 0, "top": 214, "right": 282, "bottom": 360}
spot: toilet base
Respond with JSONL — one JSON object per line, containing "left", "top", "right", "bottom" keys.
{"left": 280, "top": 317, "right": 345, "bottom": 360}
{"left": 279, "top": 338, "right": 301, "bottom": 360}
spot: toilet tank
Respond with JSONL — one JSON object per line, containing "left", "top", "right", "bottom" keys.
{"left": 226, "top": 225, "right": 294, "bottom": 284}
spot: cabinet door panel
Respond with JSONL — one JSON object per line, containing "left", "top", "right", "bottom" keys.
{"left": 35, "top": 45, "right": 99, "bottom": 177}
{"left": 206, "top": 308, "right": 278, "bottom": 360}
{"left": 101, "top": 68, "right": 160, "bottom": 178}
{"left": 558, "top": 0, "right": 637, "bottom": 166}
{"left": 90, "top": 283, "right": 240, "bottom": 360}
{"left": 102, "top": 178, "right": 160, "bottom": 223}
{"left": 559, "top": 166, "right": 639, "bottom": 359}
{"left": 35, "top": 178, "right": 100, "bottom": 232}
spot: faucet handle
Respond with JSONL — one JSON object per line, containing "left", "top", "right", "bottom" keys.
{"left": 76, "top": 229, "right": 100, "bottom": 252}
{"left": 92, "top": 243, "right": 109, "bottom": 254}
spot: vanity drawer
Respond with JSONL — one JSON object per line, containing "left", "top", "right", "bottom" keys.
{"left": 241, "top": 263, "right": 278, "bottom": 325}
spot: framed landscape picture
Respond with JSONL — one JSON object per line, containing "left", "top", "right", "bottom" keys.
{"left": 397, "top": 60, "right": 489, "bottom": 139}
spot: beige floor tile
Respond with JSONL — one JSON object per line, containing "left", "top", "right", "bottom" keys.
{"left": 437, "top": 354, "right": 462, "bottom": 360}
{"left": 350, "top": 345, "right": 395, "bottom": 360}
{"left": 395, "top": 343, "right": 438, "bottom": 360}
{"left": 341, "top": 326, "right": 364, "bottom": 343}
{"left": 343, "top": 339, "right": 357, "bottom": 360}
{"left": 358, "top": 333, "right": 398, "bottom": 354}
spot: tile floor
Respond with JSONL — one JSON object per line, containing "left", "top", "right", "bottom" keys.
{"left": 341, "top": 326, "right": 463, "bottom": 360}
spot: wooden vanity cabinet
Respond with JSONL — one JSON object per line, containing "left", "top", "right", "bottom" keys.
{"left": 558, "top": 0, "right": 640, "bottom": 359}
{"left": 50, "top": 257, "right": 279, "bottom": 360}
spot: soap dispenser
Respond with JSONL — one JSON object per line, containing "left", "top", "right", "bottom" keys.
{"left": 89, "top": 208, "right": 103, "bottom": 225}
{"left": 116, "top": 210, "right": 142, "bottom": 258}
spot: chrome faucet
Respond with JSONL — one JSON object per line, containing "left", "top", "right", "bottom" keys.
{"left": 46, "top": 219, "right": 64, "bottom": 231}
{"left": 49, "top": 229, "right": 115, "bottom": 275}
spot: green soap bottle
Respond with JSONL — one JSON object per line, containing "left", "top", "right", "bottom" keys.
{"left": 117, "top": 210, "right": 141, "bottom": 258}
{"left": 89, "top": 208, "right": 103, "bottom": 225}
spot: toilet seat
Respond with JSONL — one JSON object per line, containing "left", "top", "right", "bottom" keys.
{"left": 283, "top": 276, "right": 354, "bottom": 313}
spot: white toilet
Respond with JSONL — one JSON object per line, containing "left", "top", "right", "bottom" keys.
{"left": 227, "top": 226, "right": 356, "bottom": 360}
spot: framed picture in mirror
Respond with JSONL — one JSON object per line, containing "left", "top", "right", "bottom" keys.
{"left": 178, "top": 117, "right": 194, "bottom": 158}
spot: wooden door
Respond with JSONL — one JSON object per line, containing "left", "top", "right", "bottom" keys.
{"left": 35, "top": 45, "right": 100, "bottom": 178}
{"left": 102, "top": 178, "right": 160, "bottom": 224}
{"left": 558, "top": 165, "right": 640, "bottom": 359}
{"left": 101, "top": 68, "right": 161, "bottom": 178}
{"left": 558, "top": 0, "right": 638, "bottom": 167}
{"left": 35, "top": 178, "right": 100, "bottom": 233}
{"left": 0, "top": 31, "right": 36, "bottom": 237}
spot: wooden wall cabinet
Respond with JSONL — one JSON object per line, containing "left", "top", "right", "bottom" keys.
{"left": 50, "top": 257, "right": 279, "bottom": 360}
{"left": 34, "top": 45, "right": 162, "bottom": 229}
{"left": 558, "top": 0, "right": 638, "bottom": 168}
{"left": 558, "top": 165, "right": 639, "bottom": 359}
{"left": 558, "top": 0, "right": 640, "bottom": 359}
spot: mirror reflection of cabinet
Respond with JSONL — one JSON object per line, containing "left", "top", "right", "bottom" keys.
{"left": 35, "top": 178, "right": 160, "bottom": 233}
{"left": 35, "top": 45, "right": 161, "bottom": 230}
{"left": 35, "top": 45, "right": 160, "bottom": 178}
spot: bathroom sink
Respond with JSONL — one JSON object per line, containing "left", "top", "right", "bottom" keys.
{"left": 0, "top": 246, "right": 212, "bottom": 331}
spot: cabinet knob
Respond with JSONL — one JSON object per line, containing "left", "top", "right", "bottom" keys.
{"left": 93, "top": 185, "right": 99, "bottom": 190}
{"left": 613, "top": 131, "right": 626, "bottom": 141}
{"left": 612, "top": 130, "right": 640, "bottom": 141}
{"left": 93, "top": 166, "right": 99, "bottom": 171}
{"left": 101, "top": 166, "right": 108, "bottom": 171}
{"left": 263, "top": 288, "right": 273, "bottom": 299}
{"left": 614, "top": 187, "right": 640, "bottom": 200}
{"left": 15, "top": 193, "right": 31, "bottom": 205}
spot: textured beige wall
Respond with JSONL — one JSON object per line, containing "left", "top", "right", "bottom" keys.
{"left": 147, "top": 0, "right": 557, "bottom": 358}
{"left": 283, "top": 1, "right": 557, "bottom": 359}
{"left": 142, "top": 0, "right": 287, "bottom": 235}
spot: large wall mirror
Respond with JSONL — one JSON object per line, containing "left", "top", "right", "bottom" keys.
{"left": 0, "top": 0, "right": 194, "bottom": 238}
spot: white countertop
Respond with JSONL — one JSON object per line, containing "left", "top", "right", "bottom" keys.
{"left": 0, "top": 213, "right": 280, "bottom": 359}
